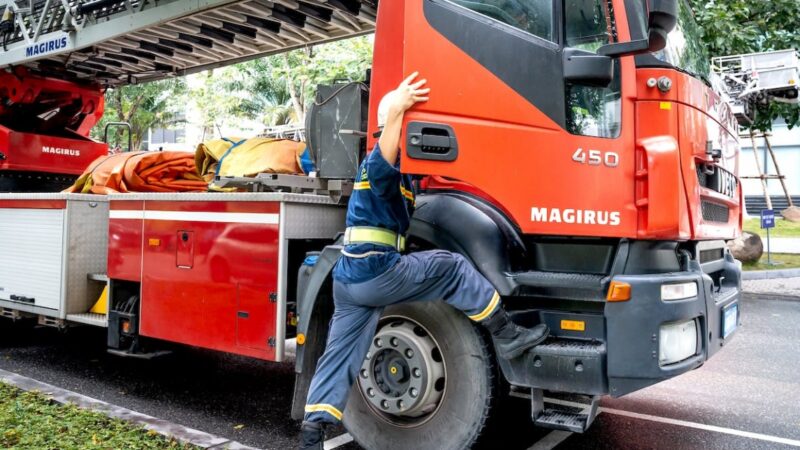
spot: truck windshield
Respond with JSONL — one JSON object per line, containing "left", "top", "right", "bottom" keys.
{"left": 650, "top": 0, "right": 710, "bottom": 81}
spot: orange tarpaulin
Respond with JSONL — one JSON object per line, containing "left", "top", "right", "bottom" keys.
{"left": 64, "top": 151, "right": 208, "bottom": 194}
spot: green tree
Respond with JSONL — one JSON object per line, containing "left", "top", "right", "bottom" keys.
{"left": 689, "top": 0, "right": 800, "bottom": 130}
{"left": 186, "top": 36, "right": 373, "bottom": 133}
{"left": 93, "top": 78, "right": 186, "bottom": 150}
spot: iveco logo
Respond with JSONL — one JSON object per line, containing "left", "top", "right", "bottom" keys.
{"left": 716, "top": 169, "right": 737, "bottom": 199}
{"left": 42, "top": 146, "right": 81, "bottom": 157}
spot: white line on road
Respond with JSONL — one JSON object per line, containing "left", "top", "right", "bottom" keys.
{"left": 324, "top": 432, "right": 354, "bottom": 449}
{"left": 528, "top": 430, "right": 574, "bottom": 450}
{"left": 542, "top": 396, "right": 800, "bottom": 448}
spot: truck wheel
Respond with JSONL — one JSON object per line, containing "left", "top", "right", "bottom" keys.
{"left": 344, "top": 301, "right": 496, "bottom": 450}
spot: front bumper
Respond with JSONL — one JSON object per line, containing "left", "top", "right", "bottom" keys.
{"left": 498, "top": 247, "right": 741, "bottom": 397}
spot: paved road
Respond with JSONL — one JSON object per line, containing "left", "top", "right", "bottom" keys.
{"left": 0, "top": 293, "right": 798, "bottom": 450}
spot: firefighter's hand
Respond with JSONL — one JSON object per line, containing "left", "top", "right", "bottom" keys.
{"left": 391, "top": 72, "right": 430, "bottom": 115}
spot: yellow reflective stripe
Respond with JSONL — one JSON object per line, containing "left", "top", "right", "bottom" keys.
{"left": 347, "top": 227, "right": 398, "bottom": 247}
{"left": 400, "top": 185, "right": 415, "bottom": 203}
{"left": 354, "top": 181, "right": 371, "bottom": 190}
{"left": 469, "top": 291, "right": 501, "bottom": 322}
{"left": 304, "top": 404, "right": 343, "bottom": 421}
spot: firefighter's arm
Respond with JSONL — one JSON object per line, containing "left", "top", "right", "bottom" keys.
{"left": 378, "top": 72, "right": 430, "bottom": 165}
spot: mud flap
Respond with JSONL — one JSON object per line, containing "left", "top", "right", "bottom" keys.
{"left": 290, "top": 245, "right": 341, "bottom": 420}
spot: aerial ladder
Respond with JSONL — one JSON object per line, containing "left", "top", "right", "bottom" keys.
{"left": 712, "top": 49, "right": 799, "bottom": 214}
{"left": 0, "top": 0, "right": 375, "bottom": 191}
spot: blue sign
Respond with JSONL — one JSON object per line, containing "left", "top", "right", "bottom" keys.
{"left": 760, "top": 209, "right": 775, "bottom": 229}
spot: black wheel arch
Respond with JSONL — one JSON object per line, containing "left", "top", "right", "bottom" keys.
{"left": 409, "top": 191, "right": 526, "bottom": 296}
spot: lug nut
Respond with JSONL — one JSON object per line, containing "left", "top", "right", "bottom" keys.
{"left": 367, "top": 388, "right": 375, "bottom": 397}
{"left": 360, "top": 369, "right": 368, "bottom": 379}
{"left": 412, "top": 368, "right": 421, "bottom": 378}
{"left": 381, "top": 400, "right": 389, "bottom": 410}
{"left": 405, "top": 349, "right": 414, "bottom": 358}
{"left": 390, "top": 337, "right": 399, "bottom": 347}
{"left": 410, "top": 388, "right": 418, "bottom": 398}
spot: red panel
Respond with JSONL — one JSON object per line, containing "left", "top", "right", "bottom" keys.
{"left": 391, "top": 0, "right": 639, "bottom": 238}
{"left": 237, "top": 283, "right": 276, "bottom": 350}
{"left": 145, "top": 201, "right": 280, "bottom": 213}
{"left": 0, "top": 125, "right": 109, "bottom": 175}
{"left": 139, "top": 203, "right": 280, "bottom": 361}
{"left": 0, "top": 199, "right": 66, "bottom": 209}
{"left": 108, "top": 200, "right": 144, "bottom": 282}
{"left": 110, "top": 200, "right": 145, "bottom": 210}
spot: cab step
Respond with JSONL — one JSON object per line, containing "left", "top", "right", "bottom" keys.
{"left": 531, "top": 389, "right": 600, "bottom": 433}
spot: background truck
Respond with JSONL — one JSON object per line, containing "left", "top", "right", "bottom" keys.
{"left": 0, "top": 0, "right": 742, "bottom": 448}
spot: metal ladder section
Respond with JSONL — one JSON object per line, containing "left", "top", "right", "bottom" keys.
{"left": 712, "top": 50, "right": 800, "bottom": 126}
{"left": 0, "top": 0, "right": 376, "bottom": 86}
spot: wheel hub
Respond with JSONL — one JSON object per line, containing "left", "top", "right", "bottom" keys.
{"left": 359, "top": 319, "right": 445, "bottom": 418}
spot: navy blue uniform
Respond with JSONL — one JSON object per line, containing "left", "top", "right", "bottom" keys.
{"left": 304, "top": 145, "right": 499, "bottom": 423}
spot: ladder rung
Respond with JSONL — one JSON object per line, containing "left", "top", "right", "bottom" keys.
{"left": 740, "top": 175, "right": 784, "bottom": 179}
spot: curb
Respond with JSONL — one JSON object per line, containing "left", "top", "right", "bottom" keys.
{"left": 742, "top": 268, "right": 800, "bottom": 280}
{"left": 0, "top": 368, "right": 260, "bottom": 450}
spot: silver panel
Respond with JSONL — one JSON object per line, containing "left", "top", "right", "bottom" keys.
{"left": 275, "top": 202, "right": 288, "bottom": 362}
{"left": 0, "top": 208, "right": 64, "bottom": 310}
{"left": 284, "top": 203, "right": 347, "bottom": 240}
{"left": 108, "top": 192, "right": 341, "bottom": 205}
{"left": 66, "top": 313, "right": 108, "bottom": 328}
{"left": 64, "top": 199, "right": 109, "bottom": 315}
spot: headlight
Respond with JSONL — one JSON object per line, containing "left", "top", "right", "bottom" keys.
{"left": 661, "top": 282, "right": 697, "bottom": 301}
{"left": 659, "top": 319, "right": 698, "bottom": 365}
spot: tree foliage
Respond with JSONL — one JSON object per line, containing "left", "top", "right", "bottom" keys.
{"left": 187, "top": 36, "right": 373, "bottom": 134}
{"left": 92, "top": 78, "right": 186, "bottom": 151}
{"left": 689, "top": 0, "right": 800, "bottom": 130}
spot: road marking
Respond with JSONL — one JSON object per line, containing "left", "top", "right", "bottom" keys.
{"left": 520, "top": 395, "right": 800, "bottom": 448}
{"left": 324, "top": 432, "right": 354, "bottom": 449}
{"left": 600, "top": 407, "right": 800, "bottom": 448}
{"left": 528, "top": 430, "right": 574, "bottom": 450}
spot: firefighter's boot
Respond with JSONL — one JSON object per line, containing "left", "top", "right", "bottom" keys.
{"left": 484, "top": 308, "right": 549, "bottom": 359}
{"left": 299, "top": 421, "right": 325, "bottom": 450}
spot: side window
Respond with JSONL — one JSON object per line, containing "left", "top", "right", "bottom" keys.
{"left": 564, "top": 0, "right": 622, "bottom": 138}
{"left": 449, "top": 0, "right": 554, "bottom": 41}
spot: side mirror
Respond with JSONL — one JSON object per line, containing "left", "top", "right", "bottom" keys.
{"left": 563, "top": 48, "right": 613, "bottom": 87}
{"left": 597, "top": 0, "right": 678, "bottom": 58}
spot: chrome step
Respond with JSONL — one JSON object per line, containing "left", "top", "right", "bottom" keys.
{"left": 66, "top": 313, "right": 107, "bottom": 328}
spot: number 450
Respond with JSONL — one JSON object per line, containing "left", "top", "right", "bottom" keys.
{"left": 572, "top": 148, "right": 619, "bottom": 167}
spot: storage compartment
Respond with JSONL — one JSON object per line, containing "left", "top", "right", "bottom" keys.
{"left": 306, "top": 82, "right": 369, "bottom": 179}
{"left": 0, "top": 194, "right": 108, "bottom": 318}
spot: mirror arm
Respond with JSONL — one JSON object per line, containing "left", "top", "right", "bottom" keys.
{"left": 597, "top": 39, "right": 650, "bottom": 58}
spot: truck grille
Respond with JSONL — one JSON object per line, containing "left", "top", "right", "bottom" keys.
{"left": 697, "top": 164, "right": 738, "bottom": 199}
{"left": 702, "top": 201, "right": 730, "bottom": 223}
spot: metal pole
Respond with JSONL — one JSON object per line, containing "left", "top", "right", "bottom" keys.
{"left": 767, "top": 226, "right": 771, "bottom": 265}
{"left": 749, "top": 130, "right": 773, "bottom": 210}
{"left": 763, "top": 134, "right": 794, "bottom": 208}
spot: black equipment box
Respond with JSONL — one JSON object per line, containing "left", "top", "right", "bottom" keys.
{"left": 306, "top": 82, "right": 369, "bottom": 180}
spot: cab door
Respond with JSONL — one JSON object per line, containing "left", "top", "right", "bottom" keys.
{"left": 385, "top": 0, "right": 638, "bottom": 239}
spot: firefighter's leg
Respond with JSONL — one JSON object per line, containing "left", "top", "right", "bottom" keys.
{"left": 303, "top": 284, "right": 382, "bottom": 426}
{"left": 352, "top": 250, "right": 549, "bottom": 359}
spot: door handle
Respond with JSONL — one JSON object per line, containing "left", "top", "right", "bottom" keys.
{"left": 406, "top": 122, "right": 459, "bottom": 161}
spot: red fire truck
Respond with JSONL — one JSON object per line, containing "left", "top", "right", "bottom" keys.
{"left": 0, "top": 1, "right": 742, "bottom": 448}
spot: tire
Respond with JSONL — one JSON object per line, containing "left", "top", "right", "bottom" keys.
{"left": 344, "top": 301, "right": 496, "bottom": 450}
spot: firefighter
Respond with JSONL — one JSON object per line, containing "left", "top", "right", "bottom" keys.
{"left": 300, "top": 73, "right": 549, "bottom": 449}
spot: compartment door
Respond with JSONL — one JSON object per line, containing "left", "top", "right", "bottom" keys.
{"left": 0, "top": 208, "right": 64, "bottom": 310}
{"left": 236, "top": 284, "right": 277, "bottom": 351}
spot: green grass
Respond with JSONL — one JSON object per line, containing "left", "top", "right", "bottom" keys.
{"left": 741, "top": 253, "right": 800, "bottom": 271}
{"left": 743, "top": 218, "right": 800, "bottom": 238}
{"left": 0, "top": 382, "right": 196, "bottom": 449}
